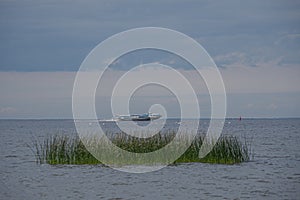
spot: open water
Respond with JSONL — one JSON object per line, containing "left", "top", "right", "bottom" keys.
{"left": 0, "top": 119, "right": 299, "bottom": 199}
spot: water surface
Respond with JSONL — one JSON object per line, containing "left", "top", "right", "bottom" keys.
{"left": 0, "top": 119, "right": 299, "bottom": 199}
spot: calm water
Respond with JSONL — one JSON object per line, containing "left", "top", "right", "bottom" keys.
{"left": 0, "top": 119, "right": 299, "bottom": 199}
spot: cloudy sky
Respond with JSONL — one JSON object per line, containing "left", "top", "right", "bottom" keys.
{"left": 0, "top": 0, "right": 299, "bottom": 119}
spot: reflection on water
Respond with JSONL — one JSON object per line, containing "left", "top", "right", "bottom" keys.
{"left": 0, "top": 119, "right": 299, "bottom": 199}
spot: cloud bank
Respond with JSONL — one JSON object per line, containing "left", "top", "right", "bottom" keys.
{"left": 0, "top": 64, "right": 299, "bottom": 118}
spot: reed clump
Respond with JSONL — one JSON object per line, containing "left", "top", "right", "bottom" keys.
{"left": 33, "top": 132, "right": 249, "bottom": 165}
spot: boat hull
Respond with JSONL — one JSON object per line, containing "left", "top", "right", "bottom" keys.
{"left": 116, "top": 113, "right": 161, "bottom": 121}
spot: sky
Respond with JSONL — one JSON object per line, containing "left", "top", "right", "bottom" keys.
{"left": 0, "top": 0, "right": 300, "bottom": 119}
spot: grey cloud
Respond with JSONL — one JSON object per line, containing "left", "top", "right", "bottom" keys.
{"left": 0, "top": 66, "right": 299, "bottom": 118}
{"left": 0, "top": 0, "right": 300, "bottom": 71}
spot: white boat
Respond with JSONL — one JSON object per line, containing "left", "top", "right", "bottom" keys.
{"left": 115, "top": 113, "right": 161, "bottom": 121}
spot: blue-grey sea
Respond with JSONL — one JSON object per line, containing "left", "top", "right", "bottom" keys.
{"left": 0, "top": 119, "right": 299, "bottom": 199}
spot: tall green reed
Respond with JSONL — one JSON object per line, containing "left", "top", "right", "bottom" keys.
{"left": 33, "top": 131, "right": 250, "bottom": 165}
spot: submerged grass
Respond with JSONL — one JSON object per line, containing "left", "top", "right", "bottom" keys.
{"left": 33, "top": 132, "right": 250, "bottom": 165}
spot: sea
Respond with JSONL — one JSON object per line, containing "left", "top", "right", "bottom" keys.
{"left": 0, "top": 119, "right": 299, "bottom": 199}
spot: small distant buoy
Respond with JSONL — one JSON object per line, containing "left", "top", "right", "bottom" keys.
{"left": 239, "top": 116, "right": 242, "bottom": 121}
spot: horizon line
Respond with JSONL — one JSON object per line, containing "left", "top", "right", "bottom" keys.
{"left": 1, "top": 117, "right": 300, "bottom": 120}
